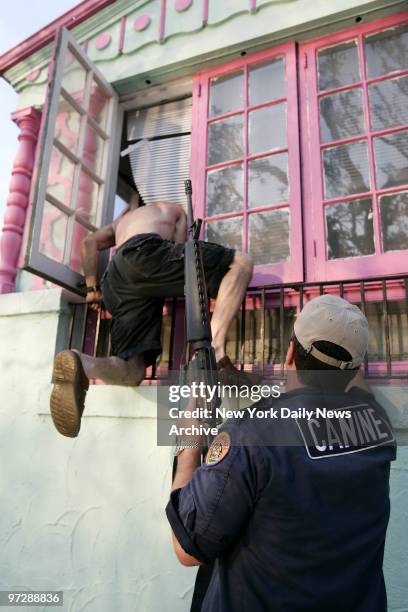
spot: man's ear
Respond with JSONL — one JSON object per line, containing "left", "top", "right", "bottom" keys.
{"left": 285, "top": 340, "right": 295, "bottom": 369}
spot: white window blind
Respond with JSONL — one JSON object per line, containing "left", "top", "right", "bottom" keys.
{"left": 125, "top": 98, "right": 192, "bottom": 206}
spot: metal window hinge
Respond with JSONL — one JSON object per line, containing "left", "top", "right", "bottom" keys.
{"left": 313, "top": 240, "right": 317, "bottom": 257}
{"left": 198, "top": 83, "right": 202, "bottom": 97}
{"left": 304, "top": 53, "right": 308, "bottom": 69}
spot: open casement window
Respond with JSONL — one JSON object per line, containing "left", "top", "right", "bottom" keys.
{"left": 25, "top": 28, "right": 122, "bottom": 292}
{"left": 191, "top": 42, "right": 302, "bottom": 286}
{"left": 301, "top": 14, "right": 408, "bottom": 282}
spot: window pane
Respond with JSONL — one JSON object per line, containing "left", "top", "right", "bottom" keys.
{"left": 319, "top": 89, "right": 364, "bottom": 143}
{"left": 206, "top": 217, "right": 242, "bottom": 252}
{"left": 374, "top": 130, "right": 408, "bottom": 190}
{"left": 55, "top": 96, "right": 82, "bottom": 153}
{"left": 249, "top": 103, "right": 286, "bottom": 155}
{"left": 249, "top": 57, "right": 285, "bottom": 106}
{"left": 83, "top": 122, "right": 105, "bottom": 177}
{"left": 323, "top": 141, "right": 370, "bottom": 199}
{"left": 369, "top": 75, "right": 408, "bottom": 131}
{"left": 249, "top": 209, "right": 290, "bottom": 264}
{"left": 365, "top": 24, "right": 408, "bottom": 78}
{"left": 326, "top": 198, "right": 375, "bottom": 259}
{"left": 47, "top": 147, "right": 76, "bottom": 207}
{"left": 317, "top": 41, "right": 360, "bottom": 91}
{"left": 209, "top": 72, "right": 244, "bottom": 117}
{"left": 208, "top": 115, "right": 243, "bottom": 165}
{"left": 380, "top": 191, "right": 408, "bottom": 252}
{"left": 76, "top": 170, "right": 100, "bottom": 226}
{"left": 62, "top": 50, "right": 87, "bottom": 105}
{"left": 248, "top": 153, "right": 288, "bottom": 207}
{"left": 70, "top": 222, "right": 90, "bottom": 273}
{"left": 39, "top": 200, "right": 68, "bottom": 263}
{"left": 207, "top": 165, "right": 243, "bottom": 216}
{"left": 89, "top": 80, "right": 110, "bottom": 129}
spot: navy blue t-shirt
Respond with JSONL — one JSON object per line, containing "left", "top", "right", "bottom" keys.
{"left": 166, "top": 387, "right": 396, "bottom": 612}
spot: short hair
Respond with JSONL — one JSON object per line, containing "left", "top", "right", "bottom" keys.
{"left": 292, "top": 334, "right": 358, "bottom": 391}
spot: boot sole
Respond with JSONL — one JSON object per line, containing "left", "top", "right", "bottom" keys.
{"left": 50, "top": 351, "right": 89, "bottom": 438}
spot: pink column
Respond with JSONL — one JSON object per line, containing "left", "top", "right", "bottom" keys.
{"left": 0, "top": 107, "right": 41, "bottom": 293}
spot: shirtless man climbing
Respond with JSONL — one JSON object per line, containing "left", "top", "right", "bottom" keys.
{"left": 50, "top": 193, "right": 253, "bottom": 438}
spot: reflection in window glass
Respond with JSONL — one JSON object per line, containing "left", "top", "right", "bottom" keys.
{"left": 326, "top": 198, "right": 375, "bottom": 259}
{"left": 207, "top": 165, "right": 243, "bottom": 216}
{"left": 84, "top": 122, "right": 105, "bottom": 177}
{"left": 365, "top": 24, "right": 408, "bottom": 78}
{"left": 210, "top": 72, "right": 244, "bottom": 117}
{"left": 76, "top": 170, "right": 100, "bottom": 226}
{"left": 208, "top": 115, "right": 244, "bottom": 165}
{"left": 249, "top": 103, "right": 286, "bottom": 155}
{"left": 323, "top": 140, "right": 370, "bottom": 199}
{"left": 249, "top": 57, "right": 285, "bottom": 106}
{"left": 374, "top": 130, "right": 408, "bottom": 190}
{"left": 319, "top": 89, "right": 364, "bottom": 143}
{"left": 249, "top": 209, "right": 290, "bottom": 264}
{"left": 89, "top": 80, "right": 109, "bottom": 129}
{"left": 47, "top": 147, "right": 76, "bottom": 208}
{"left": 369, "top": 75, "right": 408, "bottom": 131}
{"left": 55, "top": 96, "right": 82, "bottom": 153}
{"left": 39, "top": 200, "right": 68, "bottom": 263}
{"left": 62, "top": 50, "right": 87, "bottom": 105}
{"left": 317, "top": 41, "right": 360, "bottom": 91}
{"left": 206, "top": 217, "right": 242, "bottom": 252}
{"left": 248, "top": 153, "right": 288, "bottom": 207}
{"left": 70, "top": 222, "right": 89, "bottom": 273}
{"left": 380, "top": 191, "right": 408, "bottom": 252}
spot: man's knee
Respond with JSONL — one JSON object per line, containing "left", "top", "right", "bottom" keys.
{"left": 233, "top": 252, "right": 254, "bottom": 278}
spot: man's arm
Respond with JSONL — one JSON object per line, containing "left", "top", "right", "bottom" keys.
{"left": 80, "top": 223, "right": 116, "bottom": 309}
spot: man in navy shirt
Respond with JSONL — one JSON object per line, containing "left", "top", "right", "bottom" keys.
{"left": 166, "top": 295, "right": 396, "bottom": 612}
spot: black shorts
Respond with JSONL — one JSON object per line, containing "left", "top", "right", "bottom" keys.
{"left": 101, "top": 233, "right": 235, "bottom": 367}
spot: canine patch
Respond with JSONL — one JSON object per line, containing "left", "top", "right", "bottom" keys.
{"left": 205, "top": 432, "right": 231, "bottom": 466}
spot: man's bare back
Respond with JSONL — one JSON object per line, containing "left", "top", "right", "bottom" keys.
{"left": 114, "top": 202, "right": 187, "bottom": 247}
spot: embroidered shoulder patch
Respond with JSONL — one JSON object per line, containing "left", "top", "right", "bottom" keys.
{"left": 205, "top": 432, "right": 231, "bottom": 466}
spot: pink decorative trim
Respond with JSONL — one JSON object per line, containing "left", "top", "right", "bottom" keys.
{"left": 202, "top": 0, "right": 209, "bottom": 23}
{"left": 134, "top": 15, "right": 151, "bottom": 32}
{"left": 119, "top": 15, "right": 126, "bottom": 53}
{"left": 82, "top": 39, "right": 89, "bottom": 53}
{"left": 95, "top": 32, "right": 111, "bottom": 50}
{"left": 0, "top": 107, "right": 41, "bottom": 293}
{"left": 159, "top": 0, "right": 167, "bottom": 41}
{"left": 0, "top": 0, "right": 116, "bottom": 75}
{"left": 175, "top": 0, "right": 192, "bottom": 12}
{"left": 26, "top": 69, "right": 40, "bottom": 82}
{"left": 249, "top": 0, "right": 257, "bottom": 12}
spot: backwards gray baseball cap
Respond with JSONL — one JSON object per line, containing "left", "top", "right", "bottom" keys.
{"left": 294, "top": 294, "right": 369, "bottom": 370}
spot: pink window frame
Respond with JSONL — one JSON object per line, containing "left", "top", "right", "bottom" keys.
{"left": 190, "top": 41, "right": 303, "bottom": 286}
{"left": 300, "top": 11, "right": 408, "bottom": 283}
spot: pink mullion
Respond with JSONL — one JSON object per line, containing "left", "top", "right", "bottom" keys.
{"left": 366, "top": 67, "right": 408, "bottom": 86}
{"left": 323, "top": 191, "right": 372, "bottom": 206}
{"left": 370, "top": 124, "right": 408, "bottom": 139}
{"left": 206, "top": 157, "right": 244, "bottom": 172}
{"left": 359, "top": 32, "right": 382, "bottom": 256}
{"left": 320, "top": 134, "right": 367, "bottom": 150}
{"left": 208, "top": 108, "right": 244, "bottom": 124}
{"left": 317, "top": 81, "right": 363, "bottom": 98}
{"left": 243, "top": 63, "right": 249, "bottom": 254}
{"left": 204, "top": 211, "right": 244, "bottom": 223}
{"left": 206, "top": 146, "right": 289, "bottom": 173}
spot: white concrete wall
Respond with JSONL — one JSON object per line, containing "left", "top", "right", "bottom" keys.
{"left": 0, "top": 288, "right": 407, "bottom": 611}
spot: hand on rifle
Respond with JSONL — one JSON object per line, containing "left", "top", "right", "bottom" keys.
{"left": 86, "top": 289, "right": 103, "bottom": 311}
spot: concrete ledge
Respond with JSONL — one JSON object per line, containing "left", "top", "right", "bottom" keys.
{"left": 0, "top": 289, "right": 68, "bottom": 317}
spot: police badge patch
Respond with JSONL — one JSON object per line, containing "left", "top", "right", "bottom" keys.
{"left": 205, "top": 432, "right": 231, "bottom": 466}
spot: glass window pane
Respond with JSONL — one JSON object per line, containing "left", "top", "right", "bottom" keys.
{"left": 70, "top": 222, "right": 90, "bottom": 273}
{"left": 207, "top": 165, "right": 243, "bottom": 216}
{"left": 206, "top": 217, "right": 242, "bottom": 252}
{"left": 62, "top": 49, "right": 87, "bottom": 105}
{"left": 249, "top": 209, "right": 290, "bottom": 265}
{"left": 46, "top": 147, "right": 76, "bottom": 207}
{"left": 374, "top": 130, "right": 408, "bottom": 190}
{"left": 89, "top": 80, "right": 110, "bottom": 130}
{"left": 323, "top": 141, "right": 370, "bottom": 199}
{"left": 380, "top": 191, "right": 408, "bottom": 252}
{"left": 326, "top": 198, "right": 375, "bottom": 259}
{"left": 248, "top": 153, "right": 288, "bottom": 207}
{"left": 55, "top": 96, "right": 82, "bottom": 153}
{"left": 317, "top": 41, "right": 360, "bottom": 91}
{"left": 365, "top": 24, "right": 408, "bottom": 78}
{"left": 249, "top": 103, "right": 286, "bottom": 155}
{"left": 209, "top": 71, "right": 244, "bottom": 117}
{"left": 83, "top": 122, "right": 105, "bottom": 177}
{"left": 208, "top": 115, "right": 243, "bottom": 165}
{"left": 369, "top": 75, "right": 408, "bottom": 131}
{"left": 39, "top": 200, "right": 68, "bottom": 263}
{"left": 76, "top": 170, "right": 100, "bottom": 226}
{"left": 249, "top": 57, "right": 285, "bottom": 106}
{"left": 319, "top": 89, "right": 364, "bottom": 143}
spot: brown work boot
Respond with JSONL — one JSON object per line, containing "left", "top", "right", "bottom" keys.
{"left": 50, "top": 350, "right": 89, "bottom": 438}
{"left": 217, "top": 355, "right": 262, "bottom": 387}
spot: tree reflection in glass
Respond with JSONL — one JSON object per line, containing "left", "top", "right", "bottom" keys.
{"left": 249, "top": 209, "right": 290, "bottom": 265}
{"left": 374, "top": 131, "right": 408, "bottom": 190}
{"left": 206, "top": 217, "right": 243, "bottom": 252}
{"left": 380, "top": 191, "right": 408, "bottom": 252}
{"left": 323, "top": 141, "right": 370, "bottom": 199}
{"left": 248, "top": 154, "right": 288, "bottom": 207}
{"left": 207, "top": 165, "right": 243, "bottom": 216}
{"left": 326, "top": 198, "right": 375, "bottom": 259}
{"left": 208, "top": 115, "right": 244, "bottom": 165}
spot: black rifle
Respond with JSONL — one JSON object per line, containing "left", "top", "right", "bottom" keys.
{"left": 182, "top": 179, "right": 222, "bottom": 431}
